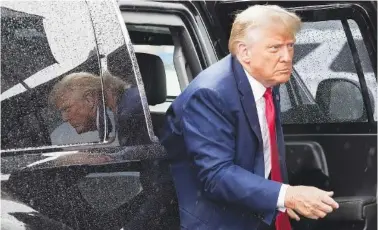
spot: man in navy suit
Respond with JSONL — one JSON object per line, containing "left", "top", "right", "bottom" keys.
{"left": 160, "top": 4, "right": 339, "bottom": 230}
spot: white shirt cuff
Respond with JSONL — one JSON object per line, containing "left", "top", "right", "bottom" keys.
{"left": 277, "top": 184, "right": 289, "bottom": 212}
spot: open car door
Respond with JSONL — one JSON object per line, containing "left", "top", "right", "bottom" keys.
{"left": 196, "top": 1, "right": 377, "bottom": 230}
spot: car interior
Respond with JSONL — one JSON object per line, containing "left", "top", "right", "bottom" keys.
{"left": 126, "top": 18, "right": 204, "bottom": 139}
{"left": 134, "top": 52, "right": 167, "bottom": 137}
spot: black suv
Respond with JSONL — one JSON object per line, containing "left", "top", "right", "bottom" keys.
{"left": 1, "top": 1, "right": 376, "bottom": 230}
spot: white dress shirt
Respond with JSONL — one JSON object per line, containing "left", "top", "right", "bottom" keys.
{"left": 244, "top": 69, "right": 288, "bottom": 212}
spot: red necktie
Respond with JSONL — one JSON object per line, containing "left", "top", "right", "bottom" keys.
{"left": 264, "top": 88, "right": 292, "bottom": 230}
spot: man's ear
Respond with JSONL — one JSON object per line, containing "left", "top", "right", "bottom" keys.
{"left": 236, "top": 42, "right": 251, "bottom": 64}
{"left": 84, "top": 92, "right": 97, "bottom": 108}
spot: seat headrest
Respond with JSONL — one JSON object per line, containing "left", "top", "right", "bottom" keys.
{"left": 135, "top": 52, "right": 167, "bottom": 105}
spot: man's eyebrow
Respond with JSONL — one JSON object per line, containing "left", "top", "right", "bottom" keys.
{"left": 267, "top": 41, "right": 284, "bottom": 47}
{"left": 268, "top": 40, "right": 295, "bottom": 46}
{"left": 267, "top": 39, "right": 284, "bottom": 44}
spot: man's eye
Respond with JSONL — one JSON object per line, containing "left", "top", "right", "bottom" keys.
{"left": 269, "top": 45, "right": 280, "bottom": 52}
{"left": 62, "top": 107, "right": 71, "bottom": 113}
{"left": 288, "top": 43, "right": 294, "bottom": 48}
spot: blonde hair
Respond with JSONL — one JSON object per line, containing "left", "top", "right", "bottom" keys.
{"left": 49, "top": 72, "right": 130, "bottom": 107}
{"left": 228, "top": 5, "right": 302, "bottom": 55}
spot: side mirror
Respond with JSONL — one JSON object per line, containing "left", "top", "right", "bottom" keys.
{"left": 315, "top": 78, "right": 369, "bottom": 122}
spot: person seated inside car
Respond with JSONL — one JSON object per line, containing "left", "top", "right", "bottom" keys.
{"left": 49, "top": 71, "right": 150, "bottom": 147}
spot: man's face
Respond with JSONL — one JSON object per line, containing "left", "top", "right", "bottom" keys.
{"left": 56, "top": 91, "right": 97, "bottom": 134}
{"left": 244, "top": 23, "right": 295, "bottom": 87}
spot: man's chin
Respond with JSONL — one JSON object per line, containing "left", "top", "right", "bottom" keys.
{"left": 275, "top": 74, "right": 291, "bottom": 85}
{"left": 74, "top": 127, "right": 85, "bottom": 134}
{"left": 74, "top": 126, "right": 97, "bottom": 134}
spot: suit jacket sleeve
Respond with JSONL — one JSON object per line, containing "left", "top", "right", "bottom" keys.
{"left": 181, "top": 88, "right": 281, "bottom": 224}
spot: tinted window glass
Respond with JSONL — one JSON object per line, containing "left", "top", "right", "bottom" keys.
{"left": 1, "top": 1, "right": 102, "bottom": 150}
{"left": 279, "top": 84, "right": 292, "bottom": 113}
{"left": 87, "top": 0, "right": 153, "bottom": 146}
{"left": 347, "top": 19, "right": 377, "bottom": 120}
{"left": 282, "top": 19, "right": 374, "bottom": 124}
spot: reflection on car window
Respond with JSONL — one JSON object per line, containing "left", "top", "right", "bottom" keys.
{"left": 279, "top": 84, "right": 292, "bottom": 113}
{"left": 1, "top": 1, "right": 102, "bottom": 150}
{"left": 282, "top": 19, "right": 375, "bottom": 124}
{"left": 347, "top": 20, "right": 377, "bottom": 120}
{"left": 87, "top": 1, "right": 152, "bottom": 146}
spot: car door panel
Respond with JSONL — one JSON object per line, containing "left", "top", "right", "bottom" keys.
{"left": 285, "top": 135, "right": 377, "bottom": 197}
{"left": 285, "top": 141, "right": 330, "bottom": 190}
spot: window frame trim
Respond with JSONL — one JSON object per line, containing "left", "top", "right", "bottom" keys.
{"left": 118, "top": 0, "right": 217, "bottom": 71}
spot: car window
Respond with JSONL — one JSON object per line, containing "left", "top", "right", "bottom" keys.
{"left": 279, "top": 84, "right": 292, "bottom": 113}
{"left": 1, "top": 1, "right": 103, "bottom": 150}
{"left": 281, "top": 19, "right": 376, "bottom": 124}
{"left": 347, "top": 19, "right": 377, "bottom": 121}
{"left": 127, "top": 24, "right": 183, "bottom": 115}
{"left": 134, "top": 44, "right": 181, "bottom": 98}
{"left": 87, "top": 1, "right": 153, "bottom": 146}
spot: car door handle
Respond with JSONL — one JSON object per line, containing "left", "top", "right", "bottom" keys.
{"left": 325, "top": 196, "right": 376, "bottom": 221}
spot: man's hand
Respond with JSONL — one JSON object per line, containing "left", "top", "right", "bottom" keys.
{"left": 284, "top": 185, "right": 339, "bottom": 220}
{"left": 287, "top": 208, "right": 300, "bottom": 221}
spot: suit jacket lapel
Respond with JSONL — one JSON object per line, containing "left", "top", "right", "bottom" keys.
{"left": 272, "top": 86, "right": 282, "bottom": 124}
{"left": 231, "top": 56, "right": 289, "bottom": 182}
{"left": 231, "top": 55, "right": 263, "bottom": 146}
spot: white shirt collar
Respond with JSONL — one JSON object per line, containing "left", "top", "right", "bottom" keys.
{"left": 244, "top": 69, "right": 267, "bottom": 102}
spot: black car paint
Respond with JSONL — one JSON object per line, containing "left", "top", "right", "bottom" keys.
{"left": 1, "top": 1, "right": 376, "bottom": 230}
{"left": 1, "top": 1, "right": 178, "bottom": 229}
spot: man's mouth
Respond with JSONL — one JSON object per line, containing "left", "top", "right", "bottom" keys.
{"left": 278, "top": 69, "right": 291, "bottom": 73}
{"left": 72, "top": 124, "right": 81, "bottom": 130}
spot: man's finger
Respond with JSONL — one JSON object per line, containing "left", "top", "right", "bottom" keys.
{"left": 321, "top": 195, "right": 339, "bottom": 209}
{"left": 294, "top": 207, "right": 314, "bottom": 219}
{"left": 305, "top": 214, "right": 319, "bottom": 220}
{"left": 316, "top": 201, "right": 333, "bottom": 213}
{"left": 287, "top": 209, "right": 300, "bottom": 221}
{"left": 312, "top": 209, "right": 327, "bottom": 219}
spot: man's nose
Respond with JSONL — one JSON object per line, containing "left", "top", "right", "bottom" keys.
{"left": 279, "top": 47, "right": 292, "bottom": 63}
{"left": 62, "top": 112, "right": 69, "bottom": 122}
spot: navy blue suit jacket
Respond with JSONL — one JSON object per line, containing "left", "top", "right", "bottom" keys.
{"left": 160, "top": 55, "right": 289, "bottom": 230}
{"left": 116, "top": 86, "right": 150, "bottom": 146}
